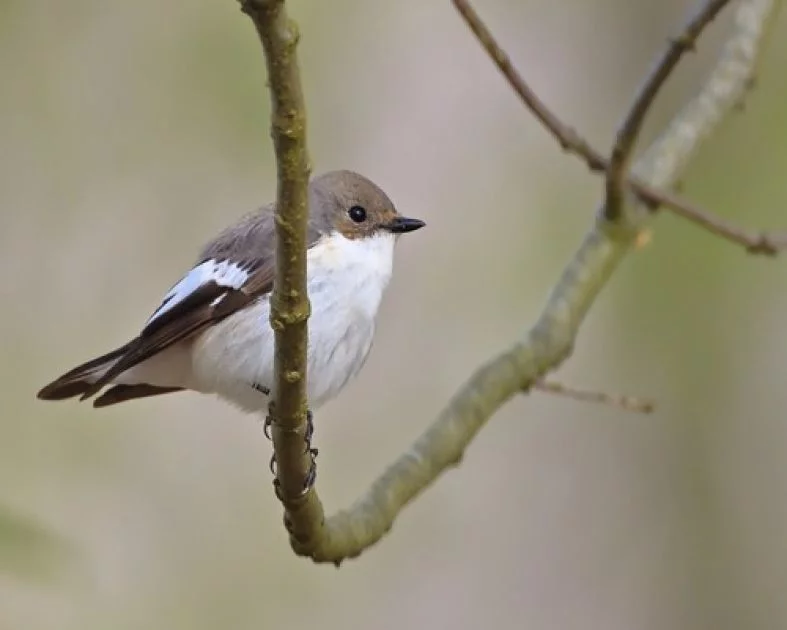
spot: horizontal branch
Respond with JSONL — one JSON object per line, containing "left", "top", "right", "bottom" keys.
{"left": 533, "top": 379, "right": 654, "bottom": 414}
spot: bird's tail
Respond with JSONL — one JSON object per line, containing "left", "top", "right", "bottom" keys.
{"left": 38, "top": 340, "right": 186, "bottom": 408}
{"left": 37, "top": 343, "right": 133, "bottom": 402}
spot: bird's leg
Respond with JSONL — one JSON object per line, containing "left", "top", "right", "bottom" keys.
{"left": 302, "top": 408, "right": 318, "bottom": 490}
{"left": 304, "top": 446, "right": 318, "bottom": 490}
{"left": 253, "top": 383, "right": 274, "bottom": 440}
{"left": 304, "top": 409, "right": 314, "bottom": 451}
{"left": 252, "top": 382, "right": 270, "bottom": 396}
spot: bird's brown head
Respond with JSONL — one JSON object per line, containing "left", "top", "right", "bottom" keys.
{"left": 310, "top": 170, "right": 425, "bottom": 240}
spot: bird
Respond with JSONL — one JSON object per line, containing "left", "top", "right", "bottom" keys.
{"left": 37, "top": 170, "right": 425, "bottom": 413}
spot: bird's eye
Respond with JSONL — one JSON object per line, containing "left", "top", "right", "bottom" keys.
{"left": 348, "top": 205, "right": 367, "bottom": 223}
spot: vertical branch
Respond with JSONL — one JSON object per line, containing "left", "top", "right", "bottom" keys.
{"left": 240, "top": 0, "right": 323, "bottom": 544}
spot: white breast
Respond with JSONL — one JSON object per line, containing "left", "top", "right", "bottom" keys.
{"left": 189, "top": 231, "right": 396, "bottom": 412}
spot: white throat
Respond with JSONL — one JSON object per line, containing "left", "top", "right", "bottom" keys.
{"left": 306, "top": 230, "right": 397, "bottom": 319}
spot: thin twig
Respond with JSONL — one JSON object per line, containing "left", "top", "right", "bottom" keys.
{"left": 240, "top": 0, "right": 324, "bottom": 546}
{"left": 605, "top": 0, "right": 732, "bottom": 221}
{"left": 648, "top": 186, "right": 787, "bottom": 254}
{"left": 453, "top": 0, "right": 787, "bottom": 255}
{"left": 534, "top": 380, "right": 655, "bottom": 414}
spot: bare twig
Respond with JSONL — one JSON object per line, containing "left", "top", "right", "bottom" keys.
{"left": 605, "top": 0, "right": 732, "bottom": 221}
{"left": 453, "top": 0, "right": 787, "bottom": 255}
{"left": 651, "top": 189, "right": 787, "bottom": 254}
{"left": 534, "top": 380, "right": 655, "bottom": 414}
{"left": 240, "top": 0, "right": 324, "bottom": 546}
{"left": 453, "top": 0, "right": 603, "bottom": 165}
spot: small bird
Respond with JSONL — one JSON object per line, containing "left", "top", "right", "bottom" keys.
{"left": 37, "top": 170, "right": 425, "bottom": 413}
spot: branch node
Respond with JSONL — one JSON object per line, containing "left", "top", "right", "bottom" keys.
{"left": 667, "top": 33, "right": 698, "bottom": 54}
{"left": 746, "top": 234, "right": 779, "bottom": 256}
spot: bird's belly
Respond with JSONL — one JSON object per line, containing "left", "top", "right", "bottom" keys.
{"left": 307, "top": 301, "right": 376, "bottom": 407}
{"left": 190, "top": 291, "right": 377, "bottom": 412}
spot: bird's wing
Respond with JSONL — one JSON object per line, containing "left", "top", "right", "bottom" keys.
{"left": 81, "top": 256, "right": 275, "bottom": 398}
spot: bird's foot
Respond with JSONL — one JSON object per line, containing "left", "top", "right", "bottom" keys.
{"left": 271, "top": 448, "right": 318, "bottom": 499}
{"left": 304, "top": 409, "right": 314, "bottom": 452}
{"left": 304, "top": 447, "right": 318, "bottom": 489}
{"left": 254, "top": 383, "right": 273, "bottom": 439}
{"left": 268, "top": 407, "right": 318, "bottom": 495}
{"left": 252, "top": 382, "right": 270, "bottom": 396}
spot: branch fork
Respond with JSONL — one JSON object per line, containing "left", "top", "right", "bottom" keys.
{"left": 240, "top": 0, "right": 782, "bottom": 563}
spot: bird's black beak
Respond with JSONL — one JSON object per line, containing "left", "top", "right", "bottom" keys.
{"left": 385, "top": 216, "right": 426, "bottom": 234}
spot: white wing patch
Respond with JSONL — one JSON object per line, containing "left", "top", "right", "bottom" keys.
{"left": 145, "top": 259, "right": 251, "bottom": 326}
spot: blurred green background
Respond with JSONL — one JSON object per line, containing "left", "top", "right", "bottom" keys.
{"left": 2, "top": 1, "right": 787, "bottom": 628}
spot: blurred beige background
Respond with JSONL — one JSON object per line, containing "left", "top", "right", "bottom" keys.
{"left": 3, "top": 1, "right": 787, "bottom": 628}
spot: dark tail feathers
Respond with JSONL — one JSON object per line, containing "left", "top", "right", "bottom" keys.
{"left": 37, "top": 341, "right": 183, "bottom": 407}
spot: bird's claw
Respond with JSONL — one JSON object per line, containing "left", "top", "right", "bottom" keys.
{"left": 252, "top": 382, "right": 270, "bottom": 396}
{"left": 304, "top": 409, "right": 314, "bottom": 452}
{"left": 269, "top": 408, "right": 317, "bottom": 494}
{"left": 304, "top": 448, "right": 318, "bottom": 490}
{"left": 271, "top": 447, "right": 317, "bottom": 500}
